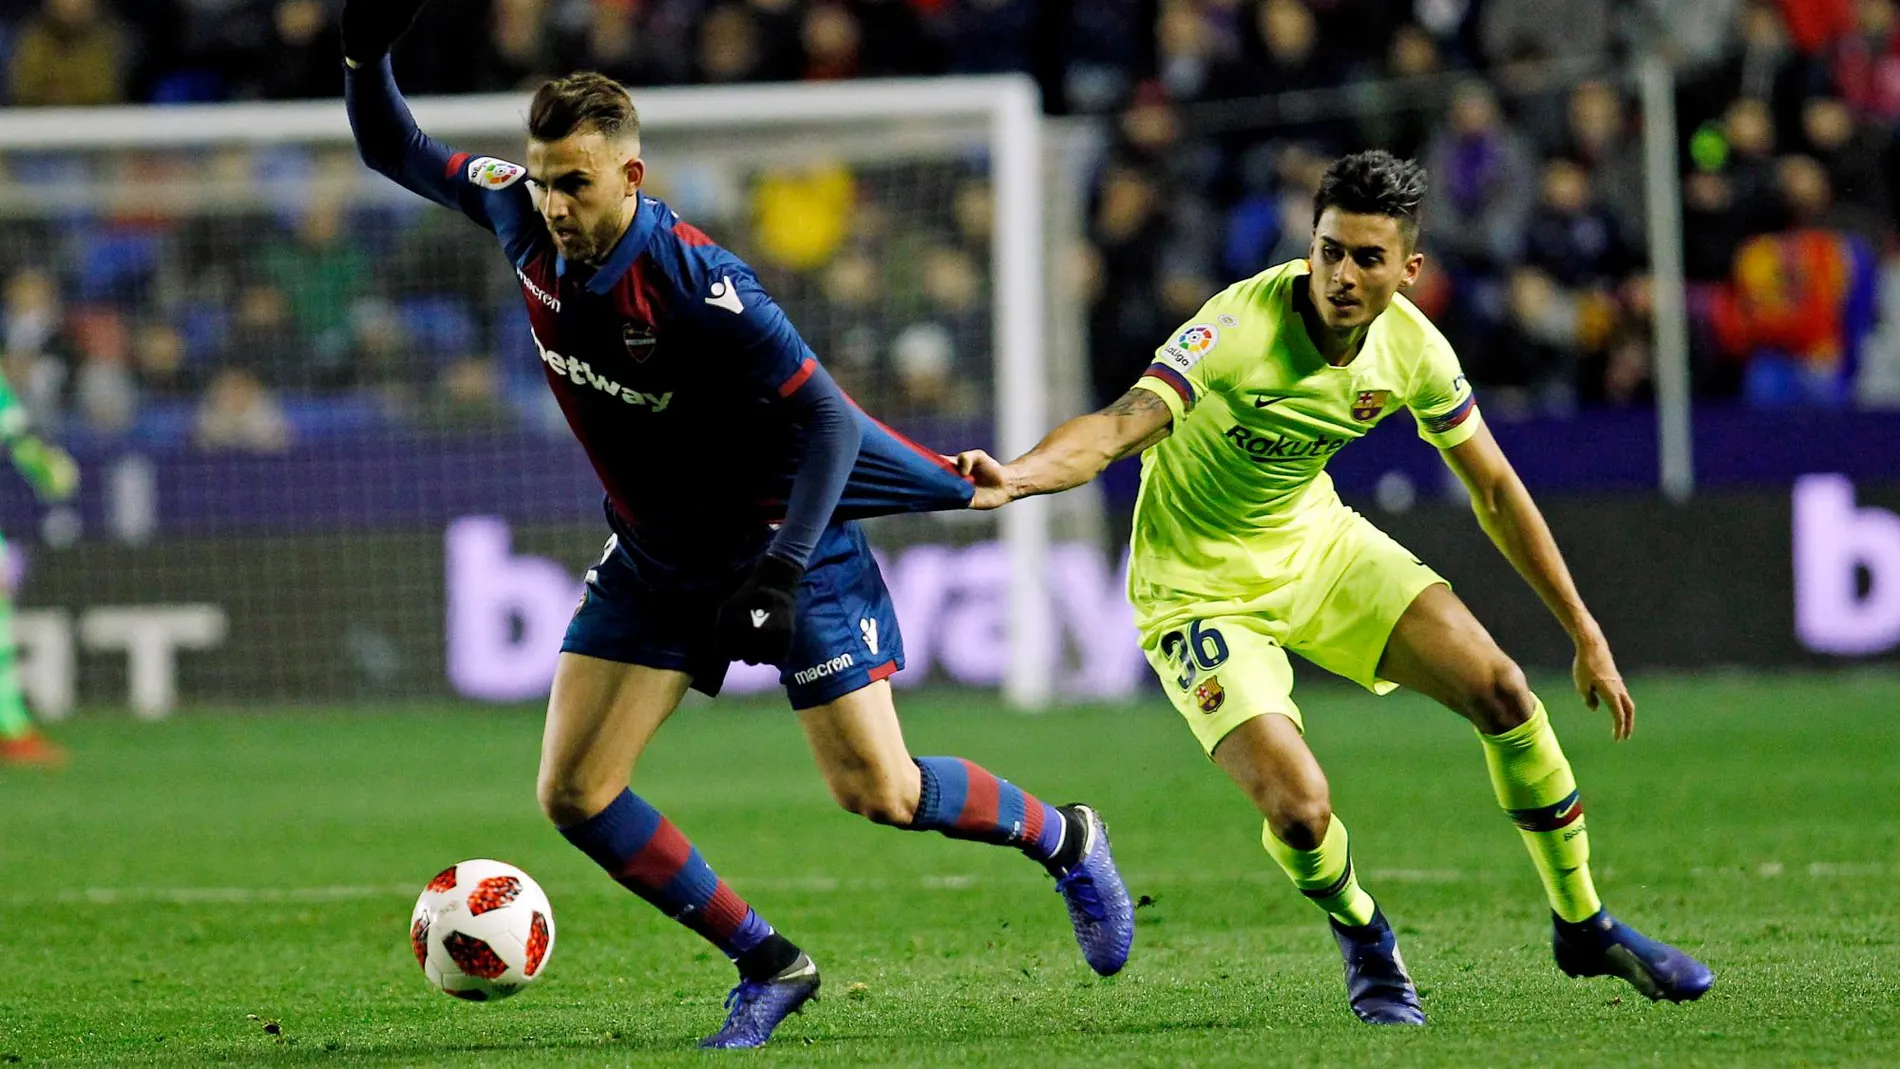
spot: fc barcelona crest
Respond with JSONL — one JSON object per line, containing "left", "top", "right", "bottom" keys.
{"left": 1352, "top": 389, "right": 1390, "bottom": 422}
{"left": 622, "top": 323, "right": 658, "bottom": 362}
{"left": 1194, "top": 676, "right": 1226, "bottom": 714}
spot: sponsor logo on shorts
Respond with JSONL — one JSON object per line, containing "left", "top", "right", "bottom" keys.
{"left": 1194, "top": 676, "right": 1225, "bottom": 713}
{"left": 793, "top": 652, "right": 855, "bottom": 686}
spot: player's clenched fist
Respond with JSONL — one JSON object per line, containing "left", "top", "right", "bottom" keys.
{"left": 954, "top": 449, "right": 1012, "bottom": 510}
{"left": 342, "top": 0, "right": 434, "bottom": 65}
{"left": 715, "top": 554, "right": 803, "bottom": 665}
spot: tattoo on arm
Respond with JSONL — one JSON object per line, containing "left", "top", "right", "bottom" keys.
{"left": 1102, "top": 387, "right": 1168, "bottom": 418}
{"left": 1099, "top": 386, "right": 1172, "bottom": 458}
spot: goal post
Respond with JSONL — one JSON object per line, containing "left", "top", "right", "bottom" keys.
{"left": 0, "top": 75, "right": 1062, "bottom": 712}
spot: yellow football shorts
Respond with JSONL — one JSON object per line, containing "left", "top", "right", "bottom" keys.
{"left": 1135, "top": 508, "right": 1447, "bottom": 755}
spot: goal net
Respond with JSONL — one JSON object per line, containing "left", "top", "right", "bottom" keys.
{"left": 0, "top": 76, "right": 1120, "bottom": 718}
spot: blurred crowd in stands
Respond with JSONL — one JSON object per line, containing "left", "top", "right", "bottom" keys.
{"left": 1, "top": 0, "right": 1898, "bottom": 452}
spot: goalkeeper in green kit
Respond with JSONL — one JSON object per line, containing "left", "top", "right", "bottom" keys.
{"left": 0, "top": 372, "right": 77, "bottom": 767}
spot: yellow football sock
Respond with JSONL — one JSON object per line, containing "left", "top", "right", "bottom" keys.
{"left": 1262, "top": 814, "right": 1378, "bottom": 927}
{"left": 1478, "top": 699, "right": 1602, "bottom": 923}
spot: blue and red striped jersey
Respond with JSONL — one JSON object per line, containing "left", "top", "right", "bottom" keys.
{"left": 347, "top": 59, "right": 974, "bottom": 567}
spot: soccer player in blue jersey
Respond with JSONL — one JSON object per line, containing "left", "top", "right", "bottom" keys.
{"left": 341, "top": 0, "right": 1132, "bottom": 1049}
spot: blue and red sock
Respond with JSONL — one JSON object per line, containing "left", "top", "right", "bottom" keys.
{"left": 909, "top": 757, "right": 1074, "bottom": 866}
{"left": 561, "top": 789, "right": 787, "bottom": 972}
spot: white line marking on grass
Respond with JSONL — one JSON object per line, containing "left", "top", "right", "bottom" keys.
{"left": 1804, "top": 862, "right": 1886, "bottom": 877}
{"left": 1688, "top": 861, "right": 1891, "bottom": 880}
{"left": 921, "top": 874, "right": 980, "bottom": 890}
{"left": 13, "top": 861, "right": 1878, "bottom": 908}
{"left": 1362, "top": 869, "right": 1468, "bottom": 883}
{"left": 46, "top": 884, "right": 414, "bottom": 905}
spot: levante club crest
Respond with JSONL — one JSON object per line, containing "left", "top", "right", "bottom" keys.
{"left": 1352, "top": 389, "right": 1390, "bottom": 422}
{"left": 1194, "top": 676, "right": 1225, "bottom": 713}
{"left": 623, "top": 323, "right": 658, "bottom": 362}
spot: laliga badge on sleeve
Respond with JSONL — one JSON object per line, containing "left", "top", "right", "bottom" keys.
{"left": 467, "top": 157, "right": 527, "bottom": 190}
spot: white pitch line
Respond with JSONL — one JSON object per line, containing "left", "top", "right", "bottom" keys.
{"left": 6, "top": 870, "right": 1454, "bottom": 907}
{"left": 5, "top": 861, "right": 1879, "bottom": 908}
{"left": 45, "top": 884, "right": 415, "bottom": 905}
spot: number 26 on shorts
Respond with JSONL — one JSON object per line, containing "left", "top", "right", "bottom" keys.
{"left": 1158, "top": 620, "right": 1229, "bottom": 690}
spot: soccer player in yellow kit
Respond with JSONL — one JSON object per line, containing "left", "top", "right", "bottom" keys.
{"left": 956, "top": 151, "right": 1713, "bottom": 1024}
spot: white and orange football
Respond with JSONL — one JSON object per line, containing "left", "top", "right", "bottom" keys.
{"left": 409, "top": 859, "right": 555, "bottom": 1001}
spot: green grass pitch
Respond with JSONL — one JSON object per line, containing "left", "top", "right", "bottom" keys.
{"left": 2, "top": 672, "right": 1896, "bottom": 1067}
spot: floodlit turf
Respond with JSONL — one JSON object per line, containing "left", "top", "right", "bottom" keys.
{"left": 2, "top": 672, "right": 1897, "bottom": 1067}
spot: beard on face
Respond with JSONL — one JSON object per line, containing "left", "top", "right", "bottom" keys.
{"left": 547, "top": 204, "right": 621, "bottom": 264}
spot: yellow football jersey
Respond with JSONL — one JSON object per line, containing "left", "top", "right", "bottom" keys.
{"left": 1128, "top": 259, "right": 1482, "bottom": 598}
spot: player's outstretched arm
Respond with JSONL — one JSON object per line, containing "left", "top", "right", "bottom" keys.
{"left": 1440, "top": 423, "right": 1636, "bottom": 741}
{"left": 340, "top": 0, "right": 431, "bottom": 70}
{"left": 956, "top": 385, "right": 1172, "bottom": 510}
{"left": 340, "top": 0, "right": 482, "bottom": 217}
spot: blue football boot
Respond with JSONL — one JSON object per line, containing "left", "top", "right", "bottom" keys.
{"left": 1328, "top": 909, "right": 1427, "bottom": 1025}
{"left": 698, "top": 953, "right": 821, "bottom": 1049}
{"left": 1051, "top": 804, "right": 1135, "bottom": 976}
{"left": 1553, "top": 910, "right": 1714, "bottom": 1002}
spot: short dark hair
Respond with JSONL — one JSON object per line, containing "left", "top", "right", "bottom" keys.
{"left": 528, "top": 72, "right": 640, "bottom": 144}
{"left": 1312, "top": 150, "right": 1428, "bottom": 245}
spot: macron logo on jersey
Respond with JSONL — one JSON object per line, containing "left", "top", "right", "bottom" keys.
{"left": 705, "top": 275, "right": 746, "bottom": 314}
{"left": 517, "top": 269, "right": 560, "bottom": 311}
